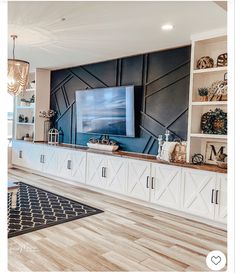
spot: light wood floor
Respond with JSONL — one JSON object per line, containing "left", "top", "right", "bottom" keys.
{"left": 8, "top": 168, "right": 227, "bottom": 272}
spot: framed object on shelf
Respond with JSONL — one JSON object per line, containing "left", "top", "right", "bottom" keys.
{"left": 171, "top": 142, "right": 187, "bottom": 163}
{"left": 203, "top": 141, "right": 227, "bottom": 165}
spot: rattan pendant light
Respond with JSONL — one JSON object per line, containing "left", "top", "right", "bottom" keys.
{"left": 8, "top": 35, "right": 30, "bottom": 96}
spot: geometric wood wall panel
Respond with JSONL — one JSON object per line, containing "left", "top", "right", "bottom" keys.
{"left": 51, "top": 45, "right": 191, "bottom": 155}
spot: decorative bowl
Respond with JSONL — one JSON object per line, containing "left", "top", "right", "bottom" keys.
{"left": 87, "top": 142, "right": 119, "bottom": 152}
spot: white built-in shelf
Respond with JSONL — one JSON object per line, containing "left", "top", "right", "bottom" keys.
{"left": 190, "top": 133, "right": 227, "bottom": 139}
{"left": 191, "top": 101, "right": 227, "bottom": 106}
{"left": 193, "top": 67, "right": 227, "bottom": 74}
{"left": 16, "top": 106, "right": 34, "bottom": 109}
{"left": 187, "top": 31, "right": 227, "bottom": 163}
{"left": 16, "top": 122, "right": 34, "bottom": 126}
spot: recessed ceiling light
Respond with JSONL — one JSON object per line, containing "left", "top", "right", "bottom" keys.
{"left": 161, "top": 24, "right": 174, "bottom": 31}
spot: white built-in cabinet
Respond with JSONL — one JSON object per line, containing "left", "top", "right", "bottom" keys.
{"left": 56, "top": 148, "right": 72, "bottom": 179}
{"left": 69, "top": 150, "right": 86, "bottom": 183}
{"left": 26, "top": 143, "right": 44, "bottom": 171}
{"left": 11, "top": 140, "right": 227, "bottom": 226}
{"left": 86, "top": 153, "right": 108, "bottom": 189}
{"left": 55, "top": 148, "right": 86, "bottom": 183}
{"left": 127, "top": 159, "right": 151, "bottom": 201}
{"left": 181, "top": 168, "right": 227, "bottom": 223}
{"left": 12, "top": 140, "right": 86, "bottom": 184}
{"left": 12, "top": 141, "right": 28, "bottom": 168}
{"left": 42, "top": 146, "right": 58, "bottom": 175}
{"left": 181, "top": 169, "right": 216, "bottom": 220}
{"left": 214, "top": 174, "right": 227, "bottom": 223}
{"left": 86, "top": 153, "right": 127, "bottom": 194}
{"left": 126, "top": 160, "right": 182, "bottom": 208}
{"left": 150, "top": 164, "right": 181, "bottom": 209}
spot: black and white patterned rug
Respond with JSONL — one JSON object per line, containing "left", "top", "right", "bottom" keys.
{"left": 8, "top": 182, "right": 103, "bottom": 238}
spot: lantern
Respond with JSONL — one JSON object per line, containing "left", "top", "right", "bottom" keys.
{"left": 48, "top": 128, "right": 59, "bottom": 145}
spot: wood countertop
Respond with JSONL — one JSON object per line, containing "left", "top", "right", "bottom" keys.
{"left": 18, "top": 140, "right": 227, "bottom": 174}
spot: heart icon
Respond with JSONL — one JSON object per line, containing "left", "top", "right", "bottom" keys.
{"left": 211, "top": 256, "right": 221, "bottom": 265}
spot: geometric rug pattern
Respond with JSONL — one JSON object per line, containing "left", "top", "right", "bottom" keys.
{"left": 8, "top": 182, "right": 103, "bottom": 238}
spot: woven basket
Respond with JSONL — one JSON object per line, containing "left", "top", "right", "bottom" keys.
{"left": 216, "top": 161, "right": 227, "bottom": 169}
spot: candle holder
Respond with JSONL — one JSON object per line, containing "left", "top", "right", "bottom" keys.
{"left": 157, "top": 135, "right": 163, "bottom": 159}
{"left": 165, "top": 129, "right": 170, "bottom": 142}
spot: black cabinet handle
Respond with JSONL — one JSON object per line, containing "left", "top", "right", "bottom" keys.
{"left": 40, "top": 154, "right": 45, "bottom": 163}
{"left": 215, "top": 190, "right": 219, "bottom": 205}
{"left": 151, "top": 177, "right": 154, "bottom": 189}
{"left": 101, "top": 167, "right": 104, "bottom": 177}
{"left": 211, "top": 189, "right": 215, "bottom": 203}
{"left": 19, "top": 150, "right": 22, "bottom": 159}
{"left": 103, "top": 167, "right": 106, "bottom": 178}
{"left": 67, "top": 160, "right": 72, "bottom": 170}
{"left": 146, "top": 176, "right": 149, "bottom": 188}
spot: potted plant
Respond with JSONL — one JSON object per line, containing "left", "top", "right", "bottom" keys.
{"left": 198, "top": 87, "right": 208, "bottom": 101}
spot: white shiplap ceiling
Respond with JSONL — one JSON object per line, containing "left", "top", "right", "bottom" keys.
{"left": 8, "top": 1, "right": 227, "bottom": 71}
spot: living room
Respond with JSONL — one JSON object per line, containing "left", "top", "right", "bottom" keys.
{"left": 1, "top": 0, "right": 234, "bottom": 272}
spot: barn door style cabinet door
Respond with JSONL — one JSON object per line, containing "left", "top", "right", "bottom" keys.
{"left": 86, "top": 153, "right": 127, "bottom": 193}
{"left": 56, "top": 148, "right": 73, "bottom": 179}
{"left": 12, "top": 141, "right": 27, "bottom": 168}
{"left": 126, "top": 159, "right": 151, "bottom": 201}
{"left": 49, "top": 148, "right": 87, "bottom": 183}
{"left": 214, "top": 174, "right": 227, "bottom": 224}
{"left": 27, "top": 143, "right": 44, "bottom": 172}
{"left": 150, "top": 163, "right": 181, "bottom": 210}
{"left": 12, "top": 141, "right": 44, "bottom": 171}
{"left": 41, "top": 145, "right": 58, "bottom": 176}
{"left": 105, "top": 155, "right": 128, "bottom": 195}
{"left": 70, "top": 150, "right": 86, "bottom": 184}
{"left": 86, "top": 153, "right": 108, "bottom": 189}
{"left": 181, "top": 168, "right": 217, "bottom": 219}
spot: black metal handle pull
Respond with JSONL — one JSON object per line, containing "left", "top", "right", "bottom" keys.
{"left": 103, "top": 167, "right": 106, "bottom": 178}
{"left": 211, "top": 189, "right": 215, "bottom": 203}
{"left": 101, "top": 167, "right": 104, "bottom": 177}
{"left": 40, "top": 154, "right": 45, "bottom": 163}
{"left": 151, "top": 177, "right": 154, "bottom": 189}
{"left": 19, "top": 150, "right": 22, "bottom": 158}
{"left": 67, "top": 160, "right": 72, "bottom": 169}
{"left": 146, "top": 176, "right": 149, "bottom": 188}
{"left": 215, "top": 190, "right": 219, "bottom": 205}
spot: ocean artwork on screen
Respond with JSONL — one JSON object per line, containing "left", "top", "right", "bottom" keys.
{"left": 76, "top": 86, "right": 135, "bottom": 137}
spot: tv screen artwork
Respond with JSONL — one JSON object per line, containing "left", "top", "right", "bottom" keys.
{"left": 76, "top": 86, "right": 135, "bottom": 137}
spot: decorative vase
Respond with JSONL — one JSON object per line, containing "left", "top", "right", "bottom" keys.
{"left": 200, "top": 96, "right": 208, "bottom": 102}
{"left": 44, "top": 119, "right": 52, "bottom": 142}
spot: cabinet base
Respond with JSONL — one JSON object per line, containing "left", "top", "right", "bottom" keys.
{"left": 9, "top": 165, "right": 227, "bottom": 231}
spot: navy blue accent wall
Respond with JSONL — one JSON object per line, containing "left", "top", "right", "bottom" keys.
{"left": 50, "top": 45, "right": 191, "bottom": 155}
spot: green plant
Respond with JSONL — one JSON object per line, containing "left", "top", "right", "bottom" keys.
{"left": 198, "top": 87, "right": 208, "bottom": 97}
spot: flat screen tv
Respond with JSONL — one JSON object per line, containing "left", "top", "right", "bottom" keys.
{"left": 75, "top": 86, "right": 135, "bottom": 137}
